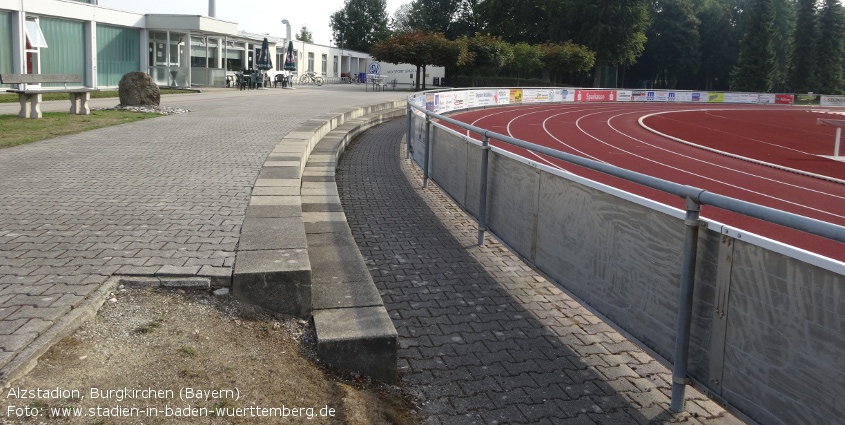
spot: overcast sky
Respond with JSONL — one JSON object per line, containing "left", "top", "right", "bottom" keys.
{"left": 97, "top": 0, "right": 407, "bottom": 46}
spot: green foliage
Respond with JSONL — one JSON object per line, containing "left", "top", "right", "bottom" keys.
{"left": 510, "top": 43, "right": 543, "bottom": 84}
{"left": 730, "top": 0, "right": 775, "bottom": 92}
{"left": 816, "top": 0, "right": 845, "bottom": 94}
{"left": 330, "top": 0, "right": 390, "bottom": 53}
{"left": 478, "top": 0, "right": 548, "bottom": 44}
{"left": 538, "top": 42, "right": 595, "bottom": 85}
{"left": 645, "top": 0, "right": 701, "bottom": 89}
{"left": 371, "top": 31, "right": 457, "bottom": 89}
{"left": 789, "top": 0, "right": 818, "bottom": 92}
{"left": 295, "top": 25, "right": 313, "bottom": 43}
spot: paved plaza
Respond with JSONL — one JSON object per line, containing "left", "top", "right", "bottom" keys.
{"left": 1, "top": 86, "right": 742, "bottom": 424}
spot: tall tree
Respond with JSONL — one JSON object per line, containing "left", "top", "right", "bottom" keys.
{"left": 295, "top": 25, "right": 313, "bottom": 43}
{"left": 456, "top": 34, "right": 514, "bottom": 86}
{"left": 770, "top": 0, "right": 796, "bottom": 91}
{"left": 390, "top": 3, "right": 419, "bottom": 33}
{"left": 646, "top": 0, "right": 702, "bottom": 89}
{"left": 509, "top": 42, "right": 543, "bottom": 84}
{"left": 816, "top": 0, "right": 845, "bottom": 94}
{"left": 730, "top": 0, "right": 775, "bottom": 91}
{"left": 695, "top": 0, "right": 739, "bottom": 90}
{"left": 330, "top": 0, "right": 390, "bottom": 53}
{"left": 789, "top": 0, "right": 818, "bottom": 93}
{"left": 555, "top": 0, "right": 651, "bottom": 87}
{"left": 478, "top": 0, "right": 548, "bottom": 44}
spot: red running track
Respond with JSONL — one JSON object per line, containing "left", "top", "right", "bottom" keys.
{"left": 445, "top": 103, "right": 845, "bottom": 262}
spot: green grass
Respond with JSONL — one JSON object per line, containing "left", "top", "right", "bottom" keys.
{"left": 0, "top": 110, "right": 162, "bottom": 149}
{"left": 0, "top": 89, "right": 190, "bottom": 103}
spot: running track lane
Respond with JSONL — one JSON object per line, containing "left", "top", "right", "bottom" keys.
{"left": 443, "top": 104, "right": 845, "bottom": 263}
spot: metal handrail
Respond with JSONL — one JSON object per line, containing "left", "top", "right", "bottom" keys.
{"left": 409, "top": 102, "right": 845, "bottom": 244}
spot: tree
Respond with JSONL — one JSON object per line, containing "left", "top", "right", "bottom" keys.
{"left": 330, "top": 0, "right": 390, "bottom": 53}
{"left": 730, "top": 0, "right": 775, "bottom": 91}
{"left": 556, "top": 0, "right": 651, "bottom": 87}
{"left": 696, "top": 0, "right": 740, "bottom": 91}
{"left": 645, "top": 0, "right": 701, "bottom": 89}
{"left": 478, "top": 0, "right": 548, "bottom": 44}
{"left": 770, "top": 0, "right": 796, "bottom": 91}
{"left": 510, "top": 43, "right": 543, "bottom": 84}
{"left": 390, "top": 3, "right": 419, "bottom": 33}
{"left": 816, "top": 0, "right": 845, "bottom": 94}
{"left": 295, "top": 25, "right": 313, "bottom": 43}
{"left": 789, "top": 0, "right": 818, "bottom": 93}
{"left": 538, "top": 42, "right": 596, "bottom": 85}
{"left": 456, "top": 34, "right": 514, "bottom": 86}
{"left": 371, "top": 31, "right": 457, "bottom": 89}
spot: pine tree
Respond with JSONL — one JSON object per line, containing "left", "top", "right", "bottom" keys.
{"left": 730, "top": 0, "right": 775, "bottom": 92}
{"left": 816, "top": 0, "right": 845, "bottom": 94}
{"left": 789, "top": 0, "right": 818, "bottom": 93}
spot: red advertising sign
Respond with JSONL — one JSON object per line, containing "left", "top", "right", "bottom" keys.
{"left": 576, "top": 90, "right": 616, "bottom": 102}
{"left": 775, "top": 94, "right": 794, "bottom": 105}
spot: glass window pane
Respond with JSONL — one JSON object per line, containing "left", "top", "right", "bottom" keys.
{"left": 24, "top": 20, "right": 48, "bottom": 48}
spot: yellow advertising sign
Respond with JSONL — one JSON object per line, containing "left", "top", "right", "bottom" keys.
{"left": 708, "top": 92, "right": 725, "bottom": 103}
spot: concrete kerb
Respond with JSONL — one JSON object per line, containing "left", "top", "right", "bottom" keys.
{"left": 231, "top": 101, "right": 405, "bottom": 381}
{"left": 304, "top": 107, "right": 406, "bottom": 383}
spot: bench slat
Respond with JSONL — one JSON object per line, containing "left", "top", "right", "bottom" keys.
{"left": 0, "top": 73, "right": 82, "bottom": 84}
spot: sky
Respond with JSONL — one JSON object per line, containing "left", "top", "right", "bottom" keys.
{"left": 97, "top": 0, "right": 406, "bottom": 46}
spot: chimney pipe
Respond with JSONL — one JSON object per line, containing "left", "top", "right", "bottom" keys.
{"left": 209, "top": 0, "right": 216, "bottom": 17}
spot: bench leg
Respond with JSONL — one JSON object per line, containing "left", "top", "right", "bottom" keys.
{"left": 17, "top": 93, "right": 30, "bottom": 118}
{"left": 69, "top": 92, "right": 91, "bottom": 115}
{"left": 30, "top": 93, "right": 42, "bottom": 119}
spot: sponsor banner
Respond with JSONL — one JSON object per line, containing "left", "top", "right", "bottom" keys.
{"left": 632, "top": 90, "right": 647, "bottom": 102}
{"left": 434, "top": 91, "right": 457, "bottom": 113}
{"left": 496, "top": 89, "right": 510, "bottom": 104}
{"left": 426, "top": 93, "right": 435, "bottom": 111}
{"left": 669, "top": 92, "right": 693, "bottom": 102}
{"left": 708, "top": 92, "right": 725, "bottom": 103}
{"left": 576, "top": 90, "right": 616, "bottom": 102}
{"left": 559, "top": 89, "right": 576, "bottom": 102}
{"left": 616, "top": 90, "right": 633, "bottom": 102}
{"left": 724, "top": 92, "right": 759, "bottom": 104}
{"left": 523, "top": 89, "right": 558, "bottom": 103}
{"left": 654, "top": 91, "right": 670, "bottom": 102}
{"left": 775, "top": 94, "right": 794, "bottom": 105}
{"left": 510, "top": 89, "right": 523, "bottom": 104}
{"left": 821, "top": 95, "right": 845, "bottom": 107}
{"left": 453, "top": 91, "right": 466, "bottom": 110}
{"left": 758, "top": 93, "right": 776, "bottom": 104}
{"left": 690, "top": 92, "right": 707, "bottom": 102}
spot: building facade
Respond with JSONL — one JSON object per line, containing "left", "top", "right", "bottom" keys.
{"left": 0, "top": 0, "right": 374, "bottom": 89}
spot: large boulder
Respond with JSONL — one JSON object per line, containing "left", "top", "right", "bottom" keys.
{"left": 118, "top": 72, "right": 160, "bottom": 106}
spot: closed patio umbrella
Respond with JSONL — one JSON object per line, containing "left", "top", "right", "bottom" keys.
{"left": 284, "top": 41, "right": 296, "bottom": 72}
{"left": 255, "top": 37, "right": 272, "bottom": 88}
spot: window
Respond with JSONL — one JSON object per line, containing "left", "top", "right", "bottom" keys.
{"left": 321, "top": 54, "right": 327, "bottom": 76}
{"left": 24, "top": 19, "right": 48, "bottom": 48}
{"left": 333, "top": 56, "right": 338, "bottom": 77}
{"left": 307, "top": 52, "right": 314, "bottom": 72}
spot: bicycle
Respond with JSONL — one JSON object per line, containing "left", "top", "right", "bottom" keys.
{"left": 299, "top": 71, "right": 324, "bottom": 86}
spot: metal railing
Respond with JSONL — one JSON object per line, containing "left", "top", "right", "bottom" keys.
{"left": 406, "top": 99, "right": 845, "bottom": 413}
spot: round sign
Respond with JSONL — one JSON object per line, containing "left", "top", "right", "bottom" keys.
{"left": 368, "top": 62, "right": 381, "bottom": 75}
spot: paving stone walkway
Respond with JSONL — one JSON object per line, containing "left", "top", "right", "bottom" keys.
{"left": 337, "top": 119, "right": 745, "bottom": 425}
{"left": 0, "top": 86, "right": 407, "bottom": 382}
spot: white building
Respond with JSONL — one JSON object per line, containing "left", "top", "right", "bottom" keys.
{"left": 0, "top": 0, "right": 382, "bottom": 89}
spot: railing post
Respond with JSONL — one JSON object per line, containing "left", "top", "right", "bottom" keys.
{"left": 423, "top": 114, "right": 431, "bottom": 188}
{"left": 477, "top": 134, "right": 491, "bottom": 246}
{"left": 406, "top": 103, "right": 413, "bottom": 159}
{"left": 670, "top": 196, "right": 702, "bottom": 413}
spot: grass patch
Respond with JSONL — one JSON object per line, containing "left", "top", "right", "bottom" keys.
{"left": 0, "top": 89, "right": 191, "bottom": 104}
{"left": 179, "top": 346, "right": 196, "bottom": 357}
{"left": 135, "top": 315, "right": 166, "bottom": 334}
{"left": 0, "top": 110, "right": 161, "bottom": 149}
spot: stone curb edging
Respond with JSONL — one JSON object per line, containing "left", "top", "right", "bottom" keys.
{"left": 232, "top": 101, "right": 406, "bottom": 383}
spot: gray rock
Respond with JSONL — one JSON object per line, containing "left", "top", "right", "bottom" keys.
{"left": 118, "top": 72, "right": 161, "bottom": 106}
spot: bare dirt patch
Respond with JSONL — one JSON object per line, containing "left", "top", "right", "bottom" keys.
{"left": 2, "top": 287, "right": 417, "bottom": 424}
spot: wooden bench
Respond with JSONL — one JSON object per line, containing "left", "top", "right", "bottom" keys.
{"left": 0, "top": 73, "right": 99, "bottom": 119}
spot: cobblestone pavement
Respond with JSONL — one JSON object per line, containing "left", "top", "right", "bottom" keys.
{"left": 0, "top": 85, "right": 407, "bottom": 381}
{"left": 337, "top": 119, "right": 745, "bottom": 424}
